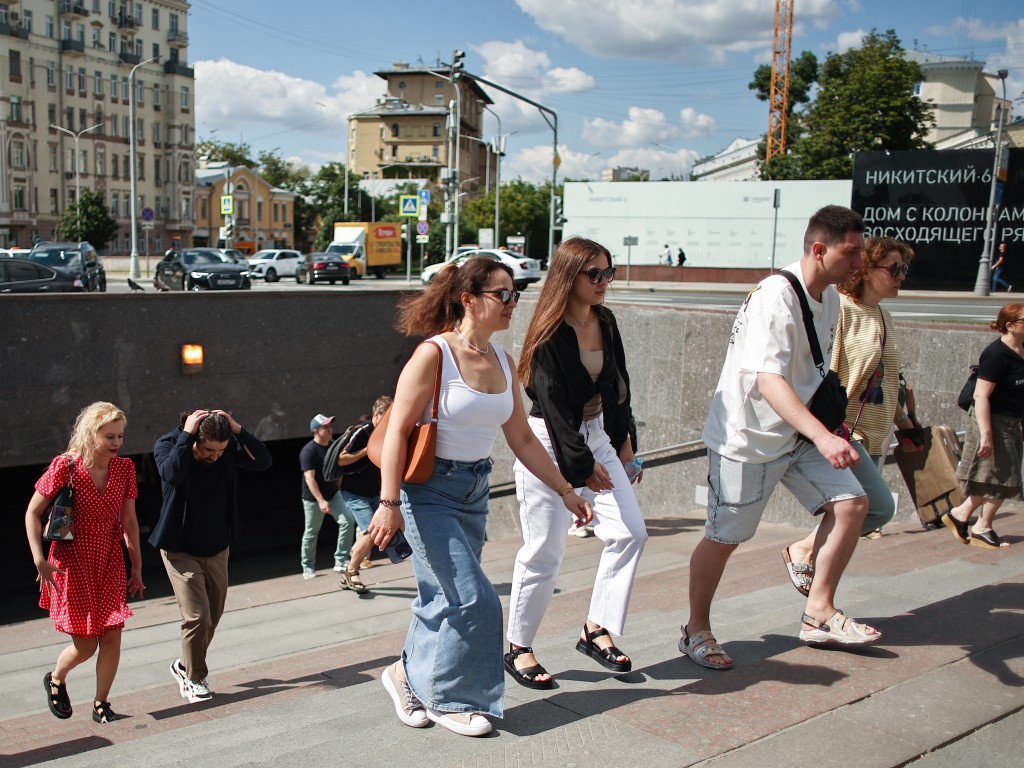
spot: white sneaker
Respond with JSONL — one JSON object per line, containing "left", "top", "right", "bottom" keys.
{"left": 333, "top": 563, "right": 346, "bottom": 573}
{"left": 302, "top": 568, "right": 317, "bottom": 580}
{"left": 425, "top": 707, "right": 492, "bottom": 736}
{"left": 169, "top": 658, "right": 188, "bottom": 697}
{"left": 568, "top": 524, "right": 592, "bottom": 538}
{"left": 183, "top": 677, "right": 212, "bottom": 703}
{"left": 381, "top": 662, "right": 428, "bottom": 728}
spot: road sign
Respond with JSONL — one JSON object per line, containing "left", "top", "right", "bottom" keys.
{"left": 416, "top": 235, "right": 429, "bottom": 244}
{"left": 416, "top": 221, "right": 429, "bottom": 236}
{"left": 141, "top": 207, "right": 155, "bottom": 222}
{"left": 418, "top": 189, "right": 431, "bottom": 206}
{"left": 141, "top": 222, "right": 154, "bottom": 230}
{"left": 623, "top": 236, "right": 639, "bottom": 246}
{"left": 220, "top": 195, "right": 234, "bottom": 215}
{"left": 399, "top": 195, "right": 420, "bottom": 217}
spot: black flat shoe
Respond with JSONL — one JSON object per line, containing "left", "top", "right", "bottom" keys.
{"left": 941, "top": 512, "right": 971, "bottom": 544}
{"left": 503, "top": 646, "right": 555, "bottom": 690}
{"left": 92, "top": 700, "right": 119, "bottom": 723}
{"left": 44, "top": 672, "right": 72, "bottom": 719}
{"left": 970, "top": 529, "right": 1005, "bottom": 549}
{"left": 575, "top": 623, "right": 632, "bottom": 673}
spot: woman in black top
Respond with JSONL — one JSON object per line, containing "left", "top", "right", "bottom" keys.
{"left": 944, "top": 303, "right": 1024, "bottom": 548}
{"left": 504, "top": 237, "right": 648, "bottom": 689}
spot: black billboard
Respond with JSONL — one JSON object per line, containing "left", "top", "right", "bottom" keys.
{"left": 851, "top": 149, "right": 1024, "bottom": 290}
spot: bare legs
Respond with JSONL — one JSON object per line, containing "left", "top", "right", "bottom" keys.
{"left": 949, "top": 495, "right": 1010, "bottom": 546}
{"left": 51, "top": 628, "right": 123, "bottom": 707}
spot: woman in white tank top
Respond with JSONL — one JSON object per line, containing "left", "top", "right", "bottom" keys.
{"left": 368, "top": 257, "right": 591, "bottom": 738}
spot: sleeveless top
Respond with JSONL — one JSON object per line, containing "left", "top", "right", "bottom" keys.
{"left": 580, "top": 349, "right": 604, "bottom": 419}
{"left": 427, "top": 335, "right": 514, "bottom": 461}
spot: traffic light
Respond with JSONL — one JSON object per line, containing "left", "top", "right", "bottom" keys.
{"left": 401, "top": 222, "right": 409, "bottom": 239}
{"left": 554, "top": 196, "right": 566, "bottom": 227}
{"left": 225, "top": 220, "right": 234, "bottom": 239}
{"left": 451, "top": 50, "right": 465, "bottom": 81}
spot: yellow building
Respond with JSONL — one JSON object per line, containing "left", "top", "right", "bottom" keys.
{"left": 193, "top": 162, "right": 295, "bottom": 253}
{"left": 348, "top": 62, "right": 491, "bottom": 189}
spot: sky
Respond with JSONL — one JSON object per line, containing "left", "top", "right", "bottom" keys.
{"left": 187, "top": 0, "right": 1024, "bottom": 184}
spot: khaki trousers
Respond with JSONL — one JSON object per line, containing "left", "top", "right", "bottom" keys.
{"left": 161, "top": 548, "right": 229, "bottom": 681}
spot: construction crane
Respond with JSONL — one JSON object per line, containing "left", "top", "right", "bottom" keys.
{"left": 766, "top": 0, "right": 794, "bottom": 162}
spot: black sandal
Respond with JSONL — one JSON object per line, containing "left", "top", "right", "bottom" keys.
{"left": 503, "top": 645, "right": 555, "bottom": 689}
{"left": 941, "top": 512, "right": 971, "bottom": 544}
{"left": 575, "top": 623, "right": 632, "bottom": 673}
{"left": 92, "top": 700, "right": 118, "bottom": 723}
{"left": 44, "top": 672, "right": 72, "bottom": 719}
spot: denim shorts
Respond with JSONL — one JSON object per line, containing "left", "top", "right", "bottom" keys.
{"left": 705, "top": 442, "right": 865, "bottom": 544}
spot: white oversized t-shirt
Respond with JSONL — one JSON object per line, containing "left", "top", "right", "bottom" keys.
{"left": 702, "top": 262, "right": 840, "bottom": 463}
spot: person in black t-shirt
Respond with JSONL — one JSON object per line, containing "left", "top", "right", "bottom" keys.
{"left": 944, "top": 304, "right": 1024, "bottom": 549}
{"left": 152, "top": 409, "right": 271, "bottom": 703}
{"left": 336, "top": 396, "right": 392, "bottom": 593}
{"left": 300, "top": 414, "right": 356, "bottom": 580}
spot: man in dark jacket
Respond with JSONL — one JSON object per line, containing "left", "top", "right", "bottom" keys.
{"left": 152, "top": 409, "right": 271, "bottom": 703}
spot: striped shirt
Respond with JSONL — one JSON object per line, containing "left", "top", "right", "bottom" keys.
{"left": 830, "top": 295, "right": 901, "bottom": 455}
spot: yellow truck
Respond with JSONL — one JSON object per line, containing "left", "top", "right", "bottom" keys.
{"left": 326, "top": 222, "right": 402, "bottom": 278}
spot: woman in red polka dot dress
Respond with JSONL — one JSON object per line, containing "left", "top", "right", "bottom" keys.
{"left": 23, "top": 402, "right": 145, "bottom": 724}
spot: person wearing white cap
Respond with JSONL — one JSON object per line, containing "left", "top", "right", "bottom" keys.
{"left": 299, "top": 414, "right": 356, "bottom": 579}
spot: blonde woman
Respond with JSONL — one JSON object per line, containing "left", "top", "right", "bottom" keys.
{"left": 505, "top": 237, "right": 648, "bottom": 688}
{"left": 24, "top": 402, "right": 144, "bottom": 723}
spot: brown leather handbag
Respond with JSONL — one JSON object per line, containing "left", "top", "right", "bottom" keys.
{"left": 367, "top": 340, "right": 442, "bottom": 484}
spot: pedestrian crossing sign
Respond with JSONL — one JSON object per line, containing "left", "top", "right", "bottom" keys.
{"left": 399, "top": 195, "right": 420, "bottom": 217}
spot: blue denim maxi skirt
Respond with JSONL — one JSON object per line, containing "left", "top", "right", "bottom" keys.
{"left": 400, "top": 457, "right": 503, "bottom": 717}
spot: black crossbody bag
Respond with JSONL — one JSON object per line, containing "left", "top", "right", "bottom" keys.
{"left": 780, "top": 271, "right": 848, "bottom": 435}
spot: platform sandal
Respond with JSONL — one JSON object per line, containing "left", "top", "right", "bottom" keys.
{"left": 93, "top": 700, "right": 119, "bottom": 723}
{"left": 503, "top": 645, "right": 555, "bottom": 689}
{"left": 44, "top": 672, "right": 72, "bottom": 719}
{"left": 575, "top": 623, "right": 631, "bottom": 673}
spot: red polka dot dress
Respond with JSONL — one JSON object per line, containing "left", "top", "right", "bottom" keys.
{"left": 36, "top": 455, "right": 138, "bottom": 637}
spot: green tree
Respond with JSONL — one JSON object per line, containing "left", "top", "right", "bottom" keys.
{"left": 763, "top": 30, "right": 934, "bottom": 180}
{"left": 57, "top": 189, "right": 119, "bottom": 249}
{"left": 748, "top": 50, "right": 819, "bottom": 178}
{"left": 196, "top": 138, "right": 254, "bottom": 167}
{"left": 462, "top": 179, "right": 553, "bottom": 262}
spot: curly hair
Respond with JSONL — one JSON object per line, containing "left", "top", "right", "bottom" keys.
{"left": 66, "top": 401, "right": 127, "bottom": 467}
{"left": 397, "top": 256, "right": 513, "bottom": 337}
{"left": 841, "top": 237, "right": 915, "bottom": 300}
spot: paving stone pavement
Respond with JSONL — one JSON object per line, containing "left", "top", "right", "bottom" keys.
{"left": 2, "top": 507, "right": 1022, "bottom": 768}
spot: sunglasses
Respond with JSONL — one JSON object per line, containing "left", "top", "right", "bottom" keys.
{"left": 872, "top": 263, "right": 910, "bottom": 278}
{"left": 579, "top": 267, "right": 617, "bottom": 284}
{"left": 477, "top": 289, "right": 521, "bottom": 305}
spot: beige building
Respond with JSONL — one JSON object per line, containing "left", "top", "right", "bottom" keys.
{"left": 194, "top": 161, "right": 295, "bottom": 253}
{"left": 348, "top": 62, "right": 491, "bottom": 189}
{"left": 0, "top": 0, "right": 195, "bottom": 253}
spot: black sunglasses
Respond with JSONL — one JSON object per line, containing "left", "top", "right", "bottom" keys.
{"left": 872, "top": 263, "right": 910, "bottom": 278}
{"left": 477, "top": 289, "right": 521, "bottom": 305}
{"left": 579, "top": 267, "right": 616, "bottom": 284}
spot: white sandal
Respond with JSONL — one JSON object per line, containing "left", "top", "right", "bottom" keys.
{"left": 799, "top": 611, "right": 881, "bottom": 646}
{"left": 678, "top": 625, "right": 733, "bottom": 670}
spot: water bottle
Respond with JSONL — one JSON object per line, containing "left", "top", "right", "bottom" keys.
{"left": 624, "top": 456, "right": 644, "bottom": 483}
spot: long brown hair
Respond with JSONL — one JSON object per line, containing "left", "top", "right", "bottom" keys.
{"left": 841, "top": 237, "right": 914, "bottom": 300}
{"left": 518, "top": 237, "right": 612, "bottom": 385}
{"left": 397, "top": 256, "right": 513, "bottom": 337}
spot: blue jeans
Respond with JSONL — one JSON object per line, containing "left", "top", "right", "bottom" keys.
{"left": 340, "top": 490, "right": 378, "bottom": 532}
{"left": 850, "top": 441, "right": 896, "bottom": 534}
{"left": 992, "top": 266, "right": 1010, "bottom": 292}
{"left": 400, "top": 457, "right": 503, "bottom": 717}
{"left": 300, "top": 494, "right": 355, "bottom": 570}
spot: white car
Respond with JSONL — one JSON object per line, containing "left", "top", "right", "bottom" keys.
{"left": 420, "top": 249, "right": 542, "bottom": 290}
{"left": 247, "top": 249, "right": 304, "bottom": 282}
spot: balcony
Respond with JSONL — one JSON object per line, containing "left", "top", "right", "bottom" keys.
{"left": 119, "top": 51, "right": 141, "bottom": 65}
{"left": 164, "top": 60, "right": 194, "bottom": 78}
{"left": 113, "top": 13, "right": 136, "bottom": 30}
{"left": 59, "top": 1, "right": 88, "bottom": 17}
{"left": 167, "top": 29, "right": 188, "bottom": 47}
{"left": 0, "top": 20, "right": 28, "bottom": 38}
{"left": 60, "top": 38, "right": 85, "bottom": 55}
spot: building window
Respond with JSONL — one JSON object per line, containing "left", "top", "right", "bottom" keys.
{"left": 138, "top": 152, "right": 145, "bottom": 180}
{"left": 13, "top": 185, "right": 27, "bottom": 211}
{"left": 137, "top": 118, "right": 144, "bottom": 140}
{"left": 110, "top": 114, "right": 118, "bottom": 137}
{"left": 50, "top": 189, "right": 59, "bottom": 213}
{"left": 75, "top": 23, "right": 85, "bottom": 43}
{"left": 200, "top": 197, "right": 207, "bottom": 219}
{"left": 46, "top": 61, "right": 55, "bottom": 87}
{"left": 22, "top": 10, "right": 32, "bottom": 34}
{"left": 121, "top": 76, "right": 128, "bottom": 100}
{"left": 136, "top": 79, "right": 144, "bottom": 103}
{"left": 94, "top": 71, "right": 103, "bottom": 95}
{"left": 432, "top": 144, "right": 439, "bottom": 159}
{"left": 123, "top": 116, "right": 130, "bottom": 137}
{"left": 10, "top": 96, "right": 23, "bottom": 123}
{"left": 134, "top": 2, "right": 142, "bottom": 25}
{"left": 134, "top": 38, "right": 142, "bottom": 58}
{"left": 45, "top": 15, "right": 54, "bottom": 38}
{"left": 12, "top": 140, "right": 26, "bottom": 168}
{"left": 151, "top": 8, "right": 159, "bottom": 29}
{"left": 65, "top": 65, "right": 74, "bottom": 90}
{"left": 123, "top": 195, "right": 130, "bottom": 216}
{"left": 169, "top": 13, "right": 179, "bottom": 33}
{"left": 49, "top": 145, "right": 58, "bottom": 172}
{"left": 110, "top": 192, "right": 119, "bottom": 216}
{"left": 180, "top": 86, "right": 189, "bottom": 109}
{"left": 152, "top": 42, "right": 159, "bottom": 60}
{"left": 96, "top": 149, "right": 105, "bottom": 176}
{"left": 273, "top": 203, "right": 279, "bottom": 222}
{"left": 109, "top": 31, "right": 116, "bottom": 52}
{"left": 257, "top": 199, "right": 263, "bottom": 222}
{"left": 153, "top": 83, "right": 161, "bottom": 107}
{"left": 78, "top": 68, "right": 86, "bottom": 93}
{"left": 9, "top": 50, "right": 21, "bottom": 81}
{"left": 435, "top": 94, "right": 444, "bottom": 106}
{"left": 153, "top": 122, "right": 161, "bottom": 144}
{"left": 112, "top": 155, "right": 119, "bottom": 177}
{"left": 80, "top": 150, "right": 88, "bottom": 176}
{"left": 432, "top": 122, "right": 440, "bottom": 137}
{"left": 92, "top": 27, "right": 101, "bottom": 49}
{"left": 47, "top": 103, "right": 56, "bottom": 125}
{"left": 391, "top": 123, "right": 399, "bottom": 137}
{"left": 62, "top": 20, "right": 71, "bottom": 40}
{"left": 65, "top": 106, "right": 74, "bottom": 129}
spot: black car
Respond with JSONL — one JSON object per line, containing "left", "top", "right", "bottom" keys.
{"left": 155, "top": 248, "right": 252, "bottom": 291}
{"left": 28, "top": 242, "right": 106, "bottom": 292}
{"left": 305, "top": 253, "right": 352, "bottom": 285}
{"left": 0, "top": 257, "right": 82, "bottom": 293}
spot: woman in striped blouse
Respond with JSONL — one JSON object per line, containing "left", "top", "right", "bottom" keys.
{"left": 782, "top": 237, "right": 916, "bottom": 596}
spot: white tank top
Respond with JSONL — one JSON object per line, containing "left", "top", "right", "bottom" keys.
{"left": 425, "top": 336, "right": 514, "bottom": 461}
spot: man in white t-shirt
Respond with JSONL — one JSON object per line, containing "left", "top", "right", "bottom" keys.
{"left": 680, "top": 205, "right": 880, "bottom": 670}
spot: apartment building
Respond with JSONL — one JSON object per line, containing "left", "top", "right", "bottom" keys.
{"left": 0, "top": 0, "right": 195, "bottom": 253}
{"left": 194, "top": 161, "right": 295, "bottom": 252}
{"left": 348, "top": 62, "right": 491, "bottom": 190}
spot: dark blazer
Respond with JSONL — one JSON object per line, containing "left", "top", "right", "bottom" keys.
{"left": 149, "top": 426, "right": 272, "bottom": 552}
{"left": 525, "top": 306, "right": 634, "bottom": 487}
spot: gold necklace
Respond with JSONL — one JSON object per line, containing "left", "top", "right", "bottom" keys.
{"left": 454, "top": 325, "right": 489, "bottom": 354}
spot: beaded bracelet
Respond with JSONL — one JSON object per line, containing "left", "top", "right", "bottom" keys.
{"left": 556, "top": 483, "right": 574, "bottom": 497}
{"left": 380, "top": 499, "right": 401, "bottom": 508}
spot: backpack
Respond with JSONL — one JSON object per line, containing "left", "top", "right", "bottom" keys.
{"left": 322, "top": 422, "right": 370, "bottom": 481}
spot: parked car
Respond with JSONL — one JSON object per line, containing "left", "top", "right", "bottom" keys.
{"left": 420, "top": 249, "right": 542, "bottom": 290}
{"left": 247, "top": 249, "right": 304, "bottom": 282}
{"left": 27, "top": 242, "right": 106, "bottom": 292}
{"left": 219, "top": 248, "right": 250, "bottom": 268}
{"left": 154, "top": 247, "right": 252, "bottom": 291}
{"left": 0, "top": 257, "right": 82, "bottom": 293}
{"left": 304, "top": 253, "right": 352, "bottom": 285}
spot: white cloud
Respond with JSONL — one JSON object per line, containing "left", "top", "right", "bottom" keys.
{"left": 514, "top": 0, "right": 840, "bottom": 64}
{"left": 831, "top": 28, "right": 867, "bottom": 54}
{"left": 502, "top": 143, "right": 699, "bottom": 183}
{"left": 679, "top": 107, "right": 716, "bottom": 137}
{"left": 583, "top": 107, "right": 680, "bottom": 148}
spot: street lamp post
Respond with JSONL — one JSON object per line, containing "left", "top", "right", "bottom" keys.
{"left": 975, "top": 69, "right": 1010, "bottom": 297}
{"left": 128, "top": 55, "right": 160, "bottom": 279}
{"left": 51, "top": 122, "right": 103, "bottom": 239}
